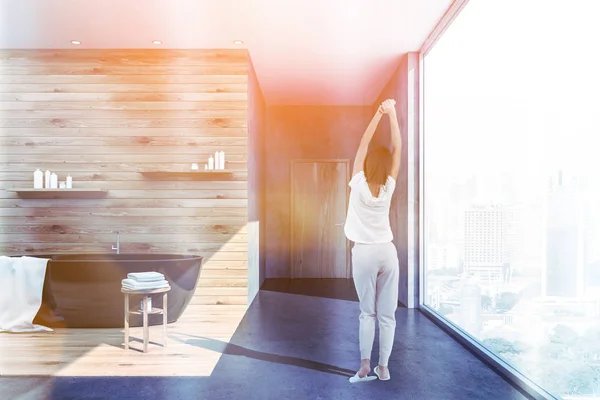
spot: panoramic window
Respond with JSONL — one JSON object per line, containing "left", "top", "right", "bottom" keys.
{"left": 422, "top": 0, "right": 600, "bottom": 398}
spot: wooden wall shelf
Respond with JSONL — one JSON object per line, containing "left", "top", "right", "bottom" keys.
{"left": 6, "top": 188, "right": 107, "bottom": 199}
{"left": 140, "top": 171, "right": 234, "bottom": 180}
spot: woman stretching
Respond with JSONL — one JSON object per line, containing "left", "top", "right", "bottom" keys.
{"left": 346, "top": 99, "right": 401, "bottom": 383}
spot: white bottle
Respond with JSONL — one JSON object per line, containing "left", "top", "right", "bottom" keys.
{"left": 66, "top": 175, "right": 73, "bottom": 189}
{"left": 208, "top": 156, "right": 214, "bottom": 170}
{"left": 50, "top": 173, "right": 58, "bottom": 189}
{"left": 44, "top": 170, "right": 51, "bottom": 188}
{"left": 220, "top": 151, "right": 225, "bottom": 170}
{"left": 140, "top": 297, "right": 152, "bottom": 312}
{"left": 214, "top": 151, "right": 221, "bottom": 170}
{"left": 34, "top": 169, "right": 43, "bottom": 189}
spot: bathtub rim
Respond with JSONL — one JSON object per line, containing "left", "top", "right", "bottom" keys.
{"left": 19, "top": 253, "right": 204, "bottom": 263}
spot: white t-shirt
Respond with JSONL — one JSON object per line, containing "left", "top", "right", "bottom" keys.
{"left": 344, "top": 171, "right": 396, "bottom": 244}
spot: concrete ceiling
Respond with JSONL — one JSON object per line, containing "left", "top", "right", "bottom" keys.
{"left": 0, "top": 0, "right": 453, "bottom": 105}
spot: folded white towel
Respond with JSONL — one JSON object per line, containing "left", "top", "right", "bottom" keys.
{"left": 121, "top": 278, "right": 170, "bottom": 291}
{"left": 128, "top": 275, "right": 165, "bottom": 282}
{"left": 127, "top": 272, "right": 165, "bottom": 282}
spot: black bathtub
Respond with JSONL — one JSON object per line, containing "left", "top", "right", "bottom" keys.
{"left": 29, "top": 253, "right": 203, "bottom": 329}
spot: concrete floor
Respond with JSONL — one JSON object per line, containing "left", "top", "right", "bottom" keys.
{"left": 0, "top": 280, "right": 531, "bottom": 400}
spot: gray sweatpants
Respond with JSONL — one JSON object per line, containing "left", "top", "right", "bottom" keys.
{"left": 351, "top": 241, "right": 399, "bottom": 367}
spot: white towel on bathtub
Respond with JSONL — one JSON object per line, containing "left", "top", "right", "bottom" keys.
{"left": 127, "top": 272, "right": 165, "bottom": 282}
{"left": 121, "top": 278, "right": 170, "bottom": 291}
{"left": 0, "top": 256, "right": 53, "bottom": 333}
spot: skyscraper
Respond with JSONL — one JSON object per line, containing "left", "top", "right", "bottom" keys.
{"left": 545, "top": 170, "right": 585, "bottom": 298}
{"left": 464, "top": 205, "right": 505, "bottom": 283}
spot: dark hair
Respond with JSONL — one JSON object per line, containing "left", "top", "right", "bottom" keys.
{"left": 364, "top": 146, "right": 392, "bottom": 186}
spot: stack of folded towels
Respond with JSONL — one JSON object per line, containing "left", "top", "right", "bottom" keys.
{"left": 121, "top": 271, "right": 171, "bottom": 291}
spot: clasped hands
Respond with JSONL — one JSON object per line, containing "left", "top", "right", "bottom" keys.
{"left": 377, "top": 99, "right": 396, "bottom": 115}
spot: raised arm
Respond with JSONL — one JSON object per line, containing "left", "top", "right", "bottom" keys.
{"left": 387, "top": 104, "right": 402, "bottom": 181}
{"left": 352, "top": 106, "right": 384, "bottom": 177}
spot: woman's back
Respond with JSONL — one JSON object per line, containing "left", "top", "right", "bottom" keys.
{"left": 344, "top": 171, "right": 396, "bottom": 244}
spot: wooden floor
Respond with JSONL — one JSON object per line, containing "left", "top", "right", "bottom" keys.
{"left": 0, "top": 304, "right": 247, "bottom": 377}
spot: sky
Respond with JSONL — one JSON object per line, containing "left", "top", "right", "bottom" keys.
{"left": 423, "top": 0, "right": 600, "bottom": 181}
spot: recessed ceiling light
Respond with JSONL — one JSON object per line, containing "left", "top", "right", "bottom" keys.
{"left": 233, "top": 40, "right": 244, "bottom": 45}
{"left": 152, "top": 40, "right": 162, "bottom": 45}
{"left": 71, "top": 40, "right": 81, "bottom": 45}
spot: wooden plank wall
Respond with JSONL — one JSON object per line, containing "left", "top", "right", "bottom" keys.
{"left": 0, "top": 49, "right": 250, "bottom": 306}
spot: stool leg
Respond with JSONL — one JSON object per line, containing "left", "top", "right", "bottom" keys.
{"left": 124, "top": 293, "right": 129, "bottom": 350}
{"left": 143, "top": 295, "right": 149, "bottom": 353}
{"left": 163, "top": 292, "right": 168, "bottom": 347}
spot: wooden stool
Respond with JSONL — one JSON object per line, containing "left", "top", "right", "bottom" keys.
{"left": 121, "top": 286, "right": 170, "bottom": 353}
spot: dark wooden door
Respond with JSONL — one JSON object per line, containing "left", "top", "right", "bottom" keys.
{"left": 291, "top": 160, "right": 350, "bottom": 278}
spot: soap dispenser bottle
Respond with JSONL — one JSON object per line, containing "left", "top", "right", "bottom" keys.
{"left": 44, "top": 170, "right": 51, "bottom": 188}
{"left": 214, "top": 151, "right": 221, "bottom": 170}
{"left": 50, "top": 173, "right": 58, "bottom": 189}
{"left": 34, "top": 169, "right": 43, "bottom": 189}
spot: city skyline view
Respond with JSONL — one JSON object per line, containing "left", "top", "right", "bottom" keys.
{"left": 422, "top": 0, "right": 600, "bottom": 398}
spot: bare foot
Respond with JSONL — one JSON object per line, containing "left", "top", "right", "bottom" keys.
{"left": 376, "top": 365, "right": 390, "bottom": 380}
{"left": 357, "top": 359, "right": 371, "bottom": 378}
